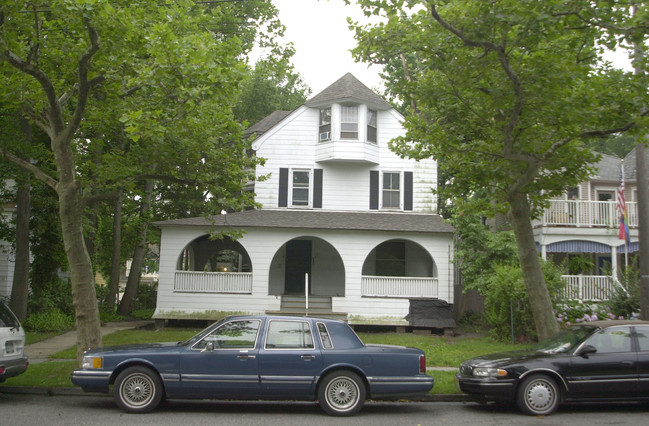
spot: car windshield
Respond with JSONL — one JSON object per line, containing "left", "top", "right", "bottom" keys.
{"left": 532, "top": 326, "right": 595, "bottom": 354}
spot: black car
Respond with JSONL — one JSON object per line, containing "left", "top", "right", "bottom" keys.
{"left": 455, "top": 320, "right": 649, "bottom": 416}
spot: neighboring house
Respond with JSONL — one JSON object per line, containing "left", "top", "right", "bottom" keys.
{"left": 153, "top": 73, "right": 455, "bottom": 326}
{"left": 0, "top": 186, "right": 16, "bottom": 299}
{"left": 534, "top": 150, "right": 645, "bottom": 301}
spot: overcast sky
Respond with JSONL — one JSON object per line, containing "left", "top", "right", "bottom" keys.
{"left": 270, "top": 0, "right": 383, "bottom": 95}
{"left": 267, "top": 0, "right": 632, "bottom": 96}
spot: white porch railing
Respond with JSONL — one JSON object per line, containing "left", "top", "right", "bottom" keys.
{"left": 541, "top": 200, "right": 638, "bottom": 228}
{"left": 361, "top": 275, "right": 438, "bottom": 298}
{"left": 174, "top": 271, "right": 253, "bottom": 294}
{"left": 560, "top": 275, "right": 615, "bottom": 301}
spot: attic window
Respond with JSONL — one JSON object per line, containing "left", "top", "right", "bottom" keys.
{"left": 319, "top": 108, "right": 331, "bottom": 141}
{"left": 341, "top": 105, "right": 358, "bottom": 139}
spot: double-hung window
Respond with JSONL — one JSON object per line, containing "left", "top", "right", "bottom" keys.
{"left": 367, "top": 109, "right": 377, "bottom": 143}
{"left": 291, "top": 170, "right": 310, "bottom": 206}
{"left": 340, "top": 105, "right": 358, "bottom": 139}
{"left": 382, "top": 172, "right": 400, "bottom": 208}
{"left": 319, "top": 108, "right": 331, "bottom": 141}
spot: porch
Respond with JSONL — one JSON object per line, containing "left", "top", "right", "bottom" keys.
{"left": 559, "top": 275, "right": 617, "bottom": 301}
{"left": 539, "top": 200, "right": 638, "bottom": 228}
{"left": 172, "top": 272, "right": 439, "bottom": 299}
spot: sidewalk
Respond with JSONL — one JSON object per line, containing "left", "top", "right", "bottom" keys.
{"left": 24, "top": 320, "right": 153, "bottom": 364}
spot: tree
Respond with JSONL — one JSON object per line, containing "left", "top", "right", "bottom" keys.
{"left": 1, "top": 0, "right": 283, "bottom": 361}
{"left": 350, "top": 0, "right": 641, "bottom": 339}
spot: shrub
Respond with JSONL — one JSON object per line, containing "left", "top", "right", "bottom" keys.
{"left": 24, "top": 309, "right": 74, "bottom": 333}
{"left": 483, "top": 260, "right": 565, "bottom": 342}
{"left": 603, "top": 268, "right": 640, "bottom": 319}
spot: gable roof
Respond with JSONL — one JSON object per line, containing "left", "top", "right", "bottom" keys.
{"left": 154, "top": 209, "right": 453, "bottom": 234}
{"left": 305, "top": 73, "right": 392, "bottom": 110}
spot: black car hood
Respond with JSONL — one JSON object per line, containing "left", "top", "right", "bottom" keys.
{"left": 464, "top": 348, "right": 560, "bottom": 367}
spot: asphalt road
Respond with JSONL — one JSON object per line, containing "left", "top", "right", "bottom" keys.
{"left": 1, "top": 393, "right": 648, "bottom": 426}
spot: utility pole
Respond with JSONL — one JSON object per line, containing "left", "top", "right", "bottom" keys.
{"left": 633, "top": 6, "right": 649, "bottom": 319}
{"left": 636, "top": 143, "right": 649, "bottom": 319}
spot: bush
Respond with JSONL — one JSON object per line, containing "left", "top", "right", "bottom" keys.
{"left": 483, "top": 260, "right": 565, "bottom": 342}
{"left": 24, "top": 309, "right": 74, "bottom": 333}
{"left": 604, "top": 268, "right": 640, "bottom": 319}
{"left": 131, "top": 309, "right": 155, "bottom": 320}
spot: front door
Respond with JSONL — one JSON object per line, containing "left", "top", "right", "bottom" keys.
{"left": 285, "top": 240, "right": 312, "bottom": 294}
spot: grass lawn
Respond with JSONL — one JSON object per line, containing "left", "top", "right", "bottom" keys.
{"left": 4, "top": 326, "right": 524, "bottom": 394}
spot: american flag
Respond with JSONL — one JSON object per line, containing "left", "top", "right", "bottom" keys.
{"left": 617, "top": 166, "right": 630, "bottom": 243}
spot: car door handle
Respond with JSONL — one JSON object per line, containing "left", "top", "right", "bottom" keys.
{"left": 301, "top": 355, "right": 315, "bottom": 361}
{"left": 237, "top": 354, "right": 256, "bottom": 361}
{"left": 621, "top": 361, "right": 634, "bottom": 367}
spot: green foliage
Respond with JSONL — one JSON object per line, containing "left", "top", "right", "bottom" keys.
{"left": 603, "top": 268, "right": 641, "bottom": 319}
{"left": 451, "top": 211, "right": 518, "bottom": 291}
{"left": 24, "top": 310, "right": 75, "bottom": 333}
{"left": 482, "top": 261, "right": 565, "bottom": 342}
{"left": 131, "top": 309, "right": 155, "bottom": 320}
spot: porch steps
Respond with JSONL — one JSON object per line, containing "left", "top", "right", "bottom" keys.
{"left": 266, "top": 296, "right": 348, "bottom": 321}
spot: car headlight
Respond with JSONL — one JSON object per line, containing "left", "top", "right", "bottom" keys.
{"left": 472, "top": 367, "right": 508, "bottom": 378}
{"left": 81, "top": 356, "right": 103, "bottom": 369}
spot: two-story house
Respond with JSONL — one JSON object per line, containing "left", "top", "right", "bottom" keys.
{"left": 153, "top": 73, "right": 454, "bottom": 326}
{"left": 534, "top": 150, "right": 643, "bottom": 301}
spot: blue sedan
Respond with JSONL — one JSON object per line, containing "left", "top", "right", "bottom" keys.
{"left": 71, "top": 315, "right": 433, "bottom": 416}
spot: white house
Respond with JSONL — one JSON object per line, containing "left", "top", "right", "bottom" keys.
{"left": 534, "top": 149, "right": 645, "bottom": 301}
{"left": 153, "top": 73, "right": 455, "bottom": 326}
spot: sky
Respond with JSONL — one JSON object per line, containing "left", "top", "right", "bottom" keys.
{"left": 270, "top": 0, "right": 383, "bottom": 94}
{"left": 267, "top": 0, "right": 633, "bottom": 96}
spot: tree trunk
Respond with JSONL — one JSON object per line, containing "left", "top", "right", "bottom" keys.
{"left": 53, "top": 134, "right": 102, "bottom": 364}
{"left": 508, "top": 192, "right": 559, "bottom": 341}
{"left": 9, "top": 175, "right": 31, "bottom": 321}
{"left": 118, "top": 180, "right": 153, "bottom": 316}
{"left": 107, "top": 190, "right": 123, "bottom": 310}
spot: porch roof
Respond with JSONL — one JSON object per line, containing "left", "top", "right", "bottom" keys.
{"left": 154, "top": 209, "right": 453, "bottom": 234}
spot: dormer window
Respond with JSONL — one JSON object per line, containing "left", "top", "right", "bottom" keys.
{"left": 367, "top": 109, "right": 377, "bottom": 143}
{"left": 340, "top": 105, "right": 358, "bottom": 139}
{"left": 319, "top": 108, "right": 331, "bottom": 141}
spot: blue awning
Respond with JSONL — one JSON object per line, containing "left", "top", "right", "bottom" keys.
{"left": 545, "top": 240, "right": 611, "bottom": 253}
{"left": 617, "top": 242, "right": 639, "bottom": 253}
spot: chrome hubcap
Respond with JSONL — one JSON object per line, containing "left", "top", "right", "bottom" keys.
{"left": 327, "top": 377, "right": 359, "bottom": 410}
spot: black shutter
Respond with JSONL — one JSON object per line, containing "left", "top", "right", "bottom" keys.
{"left": 313, "top": 169, "right": 323, "bottom": 208}
{"left": 369, "top": 170, "right": 379, "bottom": 210}
{"left": 278, "top": 168, "right": 288, "bottom": 207}
{"left": 404, "top": 171, "right": 413, "bottom": 211}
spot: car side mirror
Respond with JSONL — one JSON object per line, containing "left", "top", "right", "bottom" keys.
{"left": 201, "top": 341, "right": 215, "bottom": 353}
{"left": 576, "top": 344, "right": 597, "bottom": 358}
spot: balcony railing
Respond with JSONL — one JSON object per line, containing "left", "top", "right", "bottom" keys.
{"left": 361, "top": 275, "right": 438, "bottom": 298}
{"left": 174, "top": 271, "right": 252, "bottom": 294}
{"left": 540, "top": 200, "right": 638, "bottom": 228}
{"left": 560, "top": 275, "right": 616, "bottom": 301}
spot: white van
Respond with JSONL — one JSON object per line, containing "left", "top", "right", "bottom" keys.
{"left": 0, "top": 300, "right": 28, "bottom": 382}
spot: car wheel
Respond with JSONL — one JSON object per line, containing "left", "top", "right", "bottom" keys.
{"left": 318, "top": 371, "right": 366, "bottom": 416}
{"left": 114, "top": 366, "right": 163, "bottom": 413}
{"left": 516, "top": 374, "right": 560, "bottom": 416}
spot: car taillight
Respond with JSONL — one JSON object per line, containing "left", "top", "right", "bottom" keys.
{"left": 419, "top": 354, "right": 426, "bottom": 374}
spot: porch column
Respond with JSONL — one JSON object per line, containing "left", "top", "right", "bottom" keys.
{"left": 611, "top": 245, "right": 618, "bottom": 279}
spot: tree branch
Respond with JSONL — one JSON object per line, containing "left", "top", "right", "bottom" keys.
{"left": 0, "top": 147, "right": 58, "bottom": 190}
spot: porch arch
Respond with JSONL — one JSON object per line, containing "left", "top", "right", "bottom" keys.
{"left": 268, "top": 236, "right": 345, "bottom": 297}
{"left": 362, "top": 239, "right": 437, "bottom": 277}
{"left": 176, "top": 235, "right": 251, "bottom": 272}
{"left": 361, "top": 239, "right": 438, "bottom": 298}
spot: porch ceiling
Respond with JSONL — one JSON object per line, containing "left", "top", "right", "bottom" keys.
{"left": 154, "top": 209, "right": 453, "bottom": 234}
